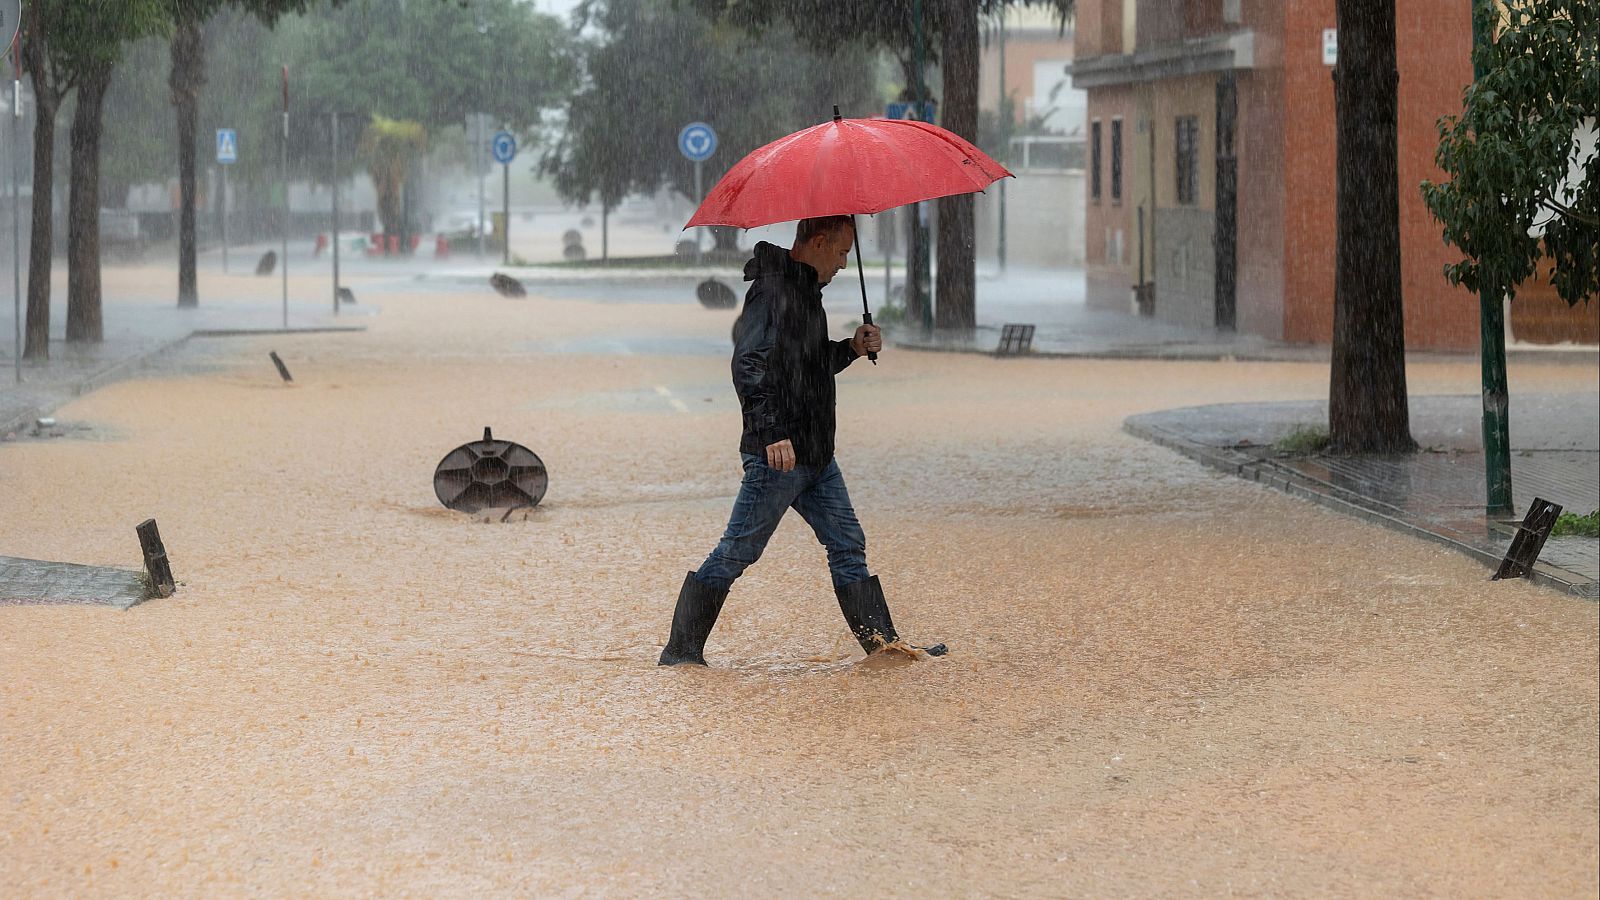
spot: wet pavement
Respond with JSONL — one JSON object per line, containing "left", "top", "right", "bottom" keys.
{"left": 1, "top": 264, "right": 1597, "bottom": 896}
{"left": 0, "top": 264, "right": 366, "bottom": 436}
{"left": 0, "top": 556, "right": 149, "bottom": 609}
{"left": 888, "top": 271, "right": 1596, "bottom": 363}
{"left": 1126, "top": 394, "right": 1600, "bottom": 598}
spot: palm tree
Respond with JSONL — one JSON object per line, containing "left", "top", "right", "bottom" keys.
{"left": 358, "top": 115, "right": 428, "bottom": 246}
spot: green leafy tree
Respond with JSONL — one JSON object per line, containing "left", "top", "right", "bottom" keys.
{"left": 684, "top": 0, "right": 1074, "bottom": 331}
{"left": 1422, "top": 0, "right": 1599, "bottom": 308}
{"left": 538, "top": 31, "right": 636, "bottom": 258}
{"left": 101, "top": 35, "right": 174, "bottom": 207}
{"left": 277, "top": 0, "right": 572, "bottom": 135}
{"left": 168, "top": 0, "right": 320, "bottom": 308}
{"left": 543, "top": 0, "right": 877, "bottom": 253}
{"left": 160, "top": 0, "right": 572, "bottom": 295}
{"left": 19, "top": 0, "right": 166, "bottom": 354}
{"left": 267, "top": 0, "right": 574, "bottom": 247}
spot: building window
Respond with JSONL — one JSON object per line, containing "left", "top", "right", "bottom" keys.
{"left": 1110, "top": 118, "right": 1122, "bottom": 204}
{"left": 1090, "top": 120, "right": 1102, "bottom": 202}
{"left": 1176, "top": 115, "right": 1199, "bottom": 205}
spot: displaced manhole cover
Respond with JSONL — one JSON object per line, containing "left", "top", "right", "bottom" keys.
{"left": 433, "top": 427, "right": 548, "bottom": 513}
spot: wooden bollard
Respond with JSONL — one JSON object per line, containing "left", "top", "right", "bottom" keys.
{"left": 269, "top": 351, "right": 293, "bottom": 382}
{"left": 136, "top": 519, "right": 176, "bottom": 598}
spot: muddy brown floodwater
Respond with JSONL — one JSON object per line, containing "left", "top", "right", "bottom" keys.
{"left": 2, "top": 270, "right": 1597, "bottom": 897}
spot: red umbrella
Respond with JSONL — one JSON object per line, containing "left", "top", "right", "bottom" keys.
{"left": 687, "top": 108, "right": 1012, "bottom": 361}
{"left": 687, "top": 110, "right": 1010, "bottom": 229}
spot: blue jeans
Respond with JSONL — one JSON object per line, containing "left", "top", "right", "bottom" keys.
{"left": 695, "top": 453, "right": 869, "bottom": 591}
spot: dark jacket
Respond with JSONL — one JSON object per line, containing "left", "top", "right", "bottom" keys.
{"left": 733, "top": 241, "right": 859, "bottom": 466}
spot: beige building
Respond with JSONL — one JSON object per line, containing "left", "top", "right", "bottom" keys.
{"left": 974, "top": 8, "right": 1086, "bottom": 269}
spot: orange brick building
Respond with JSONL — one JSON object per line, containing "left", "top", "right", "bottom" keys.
{"left": 1068, "top": 0, "right": 1487, "bottom": 349}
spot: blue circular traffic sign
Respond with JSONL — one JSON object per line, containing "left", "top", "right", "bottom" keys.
{"left": 678, "top": 122, "right": 717, "bottom": 162}
{"left": 491, "top": 131, "right": 517, "bottom": 165}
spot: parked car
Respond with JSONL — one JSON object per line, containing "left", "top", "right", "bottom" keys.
{"left": 437, "top": 210, "right": 494, "bottom": 240}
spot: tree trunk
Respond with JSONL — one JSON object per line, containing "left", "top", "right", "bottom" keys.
{"left": 21, "top": 13, "right": 57, "bottom": 360}
{"left": 905, "top": 203, "right": 926, "bottom": 326}
{"left": 935, "top": 0, "right": 979, "bottom": 334}
{"left": 67, "top": 65, "right": 112, "bottom": 344}
{"left": 170, "top": 15, "right": 204, "bottom": 308}
{"left": 1328, "top": 0, "right": 1415, "bottom": 454}
{"left": 373, "top": 174, "right": 402, "bottom": 239}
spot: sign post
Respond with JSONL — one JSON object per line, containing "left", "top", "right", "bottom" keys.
{"left": 330, "top": 112, "right": 340, "bottom": 315}
{"left": 280, "top": 66, "right": 289, "bottom": 329}
{"left": 677, "top": 122, "right": 717, "bottom": 266}
{"left": 474, "top": 113, "right": 487, "bottom": 259}
{"left": 491, "top": 130, "right": 516, "bottom": 265}
{"left": 216, "top": 128, "right": 236, "bottom": 274}
{"left": 10, "top": 24, "right": 22, "bottom": 386}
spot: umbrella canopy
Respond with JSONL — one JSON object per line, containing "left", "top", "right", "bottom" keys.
{"left": 686, "top": 113, "right": 1012, "bottom": 230}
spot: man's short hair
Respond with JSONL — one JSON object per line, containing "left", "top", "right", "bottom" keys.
{"left": 795, "top": 215, "right": 854, "bottom": 246}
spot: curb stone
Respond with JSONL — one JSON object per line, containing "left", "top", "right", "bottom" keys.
{"left": 1122, "top": 416, "right": 1598, "bottom": 601}
{"left": 1, "top": 325, "right": 367, "bottom": 438}
{"left": 0, "top": 335, "right": 191, "bottom": 438}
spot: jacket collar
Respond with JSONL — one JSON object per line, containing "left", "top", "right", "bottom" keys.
{"left": 743, "top": 240, "right": 820, "bottom": 288}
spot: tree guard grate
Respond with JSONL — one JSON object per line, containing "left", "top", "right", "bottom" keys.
{"left": 433, "top": 427, "right": 548, "bottom": 514}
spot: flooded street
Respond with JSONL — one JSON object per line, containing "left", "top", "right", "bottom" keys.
{"left": 2, "top": 270, "right": 1597, "bottom": 897}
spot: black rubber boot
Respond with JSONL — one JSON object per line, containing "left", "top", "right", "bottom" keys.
{"left": 658, "top": 572, "right": 729, "bottom": 666}
{"left": 834, "top": 574, "right": 901, "bottom": 655}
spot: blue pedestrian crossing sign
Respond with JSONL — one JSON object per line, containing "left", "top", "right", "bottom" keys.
{"left": 491, "top": 131, "right": 517, "bottom": 165}
{"left": 886, "top": 101, "right": 937, "bottom": 122}
{"left": 678, "top": 122, "right": 717, "bottom": 162}
{"left": 215, "top": 128, "right": 238, "bottom": 165}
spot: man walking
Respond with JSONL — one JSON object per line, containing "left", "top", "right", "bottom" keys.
{"left": 660, "top": 216, "right": 933, "bottom": 666}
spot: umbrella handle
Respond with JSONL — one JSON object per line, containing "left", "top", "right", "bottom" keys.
{"left": 851, "top": 215, "right": 877, "bottom": 366}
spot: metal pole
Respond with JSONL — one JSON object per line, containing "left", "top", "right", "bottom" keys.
{"left": 220, "top": 164, "right": 229, "bottom": 274}
{"left": 11, "top": 54, "right": 20, "bottom": 385}
{"left": 694, "top": 160, "right": 703, "bottom": 267}
{"left": 281, "top": 66, "right": 289, "bottom": 329}
{"left": 476, "top": 114, "right": 485, "bottom": 259}
{"left": 997, "top": 10, "right": 1007, "bottom": 274}
{"left": 884, "top": 212, "right": 892, "bottom": 308}
{"left": 913, "top": 0, "right": 932, "bottom": 331}
{"left": 331, "top": 111, "right": 339, "bottom": 315}
{"left": 1473, "top": 4, "right": 1512, "bottom": 515}
{"left": 502, "top": 159, "right": 509, "bottom": 266}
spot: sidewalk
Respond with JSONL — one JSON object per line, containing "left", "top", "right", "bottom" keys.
{"left": 0, "top": 284, "right": 364, "bottom": 436}
{"left": 891, "top": 270, "right": 1594, "bottom": 362}
{"left": 0, "top": 276, "right": 367, "bottom": 605}
{"left": 0, "top": 556, "right": 149, "bottom": 609}
{"left": 1125, "top": 393, "right": 1599, "bottom": 599}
